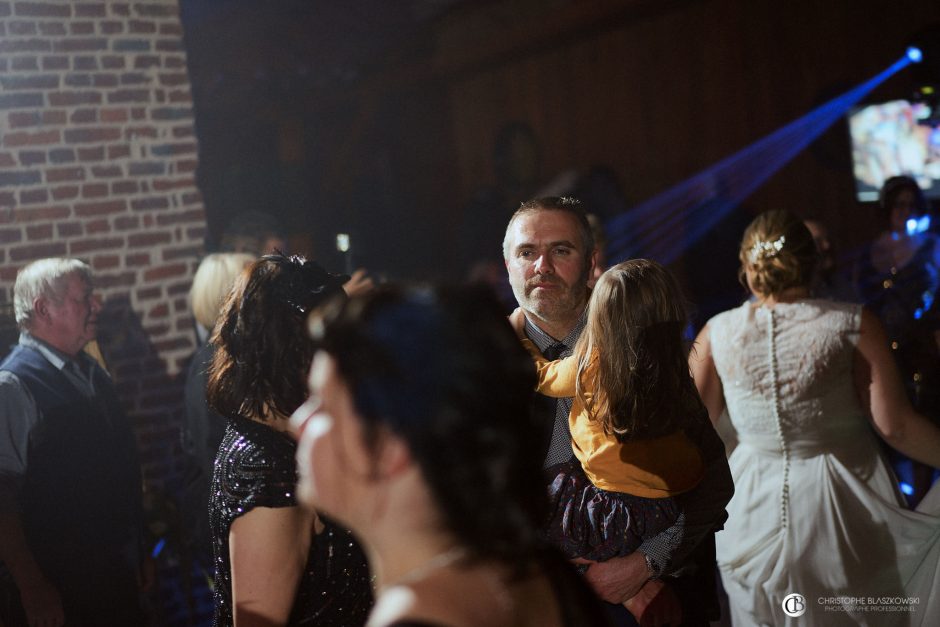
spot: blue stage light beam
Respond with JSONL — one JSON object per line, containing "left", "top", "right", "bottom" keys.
{"left": 606, "top": 52, "right": 918, "bottom": 265}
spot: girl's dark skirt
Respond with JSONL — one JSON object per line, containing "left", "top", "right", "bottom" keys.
{"left": 543, "top": 461, "right": 681, "bottom": 563}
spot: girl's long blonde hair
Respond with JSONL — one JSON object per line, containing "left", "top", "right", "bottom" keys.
{"left": 574, "top": 259, "right": 704, "bottom": 440}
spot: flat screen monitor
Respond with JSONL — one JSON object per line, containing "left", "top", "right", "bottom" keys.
{"left": 847, "top": 99, "right": 940, "bottom": 201}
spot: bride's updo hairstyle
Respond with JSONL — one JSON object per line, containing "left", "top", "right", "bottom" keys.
{"left": 310, "top": 284, "right": 549, "bottom": 568}
{"left": 738, "top": 209, "right": 818, "bottom": 298}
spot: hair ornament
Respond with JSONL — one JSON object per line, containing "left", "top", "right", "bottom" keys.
{"left": 748, "top": 235, "right": 786, "bottom": 263}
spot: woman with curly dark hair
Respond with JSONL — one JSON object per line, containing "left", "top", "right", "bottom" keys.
{"left": 207, "top": 253, "right": 373, "bottom": 627}
{"left": 290, "top": 285, "right": 611, "bottom": 627}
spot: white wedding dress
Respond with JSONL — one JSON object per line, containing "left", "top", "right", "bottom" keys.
{"left": 708, "top": 300, "right": 940, "bottom": 626}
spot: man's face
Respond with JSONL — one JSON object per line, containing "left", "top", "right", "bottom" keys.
{"left": 44, "top": 274, "right": 101, "bottom": 356}
{"left": 505, "top": 210, "right": 593, "bottom": 327}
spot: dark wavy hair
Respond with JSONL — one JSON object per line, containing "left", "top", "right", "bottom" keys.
{"left": 310, "top": 284, "right": 548, "bottom": 566}
{"left": 207, "top": 253, "right": 347, "bottom": 421}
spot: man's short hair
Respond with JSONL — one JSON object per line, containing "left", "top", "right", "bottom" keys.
{"left": 502, "top": 196, "right": 595, "bottom": 261}
{"left": 13, "top": 258, "right": 92, "bottom": 330}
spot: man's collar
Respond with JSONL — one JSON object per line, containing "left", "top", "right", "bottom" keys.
{"left": 20, "top": 332, "right": 90, "bottom": 371}
{"left": 523, "top": 308, "right": 588, "bottom": 352}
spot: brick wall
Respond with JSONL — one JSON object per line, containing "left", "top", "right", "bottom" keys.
{"left": 0, "top": 0, "right": 205, "bottom": 493}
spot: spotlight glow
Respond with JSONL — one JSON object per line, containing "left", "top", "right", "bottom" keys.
{"left": 906, "top": 46, "right": 923, "bottom": 63}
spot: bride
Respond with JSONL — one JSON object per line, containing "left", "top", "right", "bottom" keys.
{"left": 690, "top": 209, "right": 940, "bottom": 626}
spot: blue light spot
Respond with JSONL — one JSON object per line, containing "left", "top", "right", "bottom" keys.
{"left": 914, "top": 308, "right": 923, "bottom": 320}
{"left": 906, "top": 47, "right": 923, "bottom": 63}
{"left": 900, "top": 482, "right": 915, "bottom": 496}
{"left": 907, "top": 218, "right": 918, "bottom": 236}
{"left": 151, "top": 537, "right": 166, "bottom": 558}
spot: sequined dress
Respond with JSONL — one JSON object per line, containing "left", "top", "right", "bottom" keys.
{"left": 858, "top": 236, "right": 940, "bottom": 421}
{"left": 708, "top": 300, "right": 940, "bottom": 626}
{"left": 210, "top": 415, "right": 373, "bottom": 626}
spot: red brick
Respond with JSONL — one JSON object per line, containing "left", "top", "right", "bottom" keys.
{"left": 158, "top": 72, "right": 187, "bottom": 86}
{"left": 114, "top": 215, "right": 139, "bottom": 230}
{"left": 107, "top": 145, "right": 131, "bottom": 160}
{"left": 162, "top": 244, "right": 201, "bottom": 261}
{"left": 7, "top": 111, "right": 41, "bottom": 128}
{"left": 26, "top": 223, "right": 52, "bottom": 240}
{"left": 69, "top": 108, "right": 98, "bottom": 124}
{"left": 174, "top": 159, "right": 197, "bottom": 174}
{"left": 126, "top": 252, "right": 150, "bottom": 267}
{"left": 75, "top": 3, "right": 106, "bottom": 18}
{"left": 0, "top": 153, "right": 16, "bottom": 168}
{"left": 70, "top": 237, "right": 123, "bottom": 254}
{"left": 186, "top": 226, "right": 205, "bottom": 241}
{"left": 148, "top": 303, "right": 168, "bottom": 318}
{"left": 41, "top": 56, "right": 69, "bottom": 70}
{"left": 166, "top": 281, "right": 190, "bottom": 296}
{"left": 129, "top": 20, "right": 156, "bottom": 33}
{"left": 96, "top": 270, "right": 135, "bottom": 288}
{"left": 13, "top": 205, "right": 69, "bottom": 222}
{"left": 101, "top": 55, "right": 125, "bottom": 69}
{"left": 155, "top": 209, "right": 204, "bottom": 226}
{"left": 74, "top": 199, "right": 126, "bottom": 217}
{"left": 35, "top": 19, "right": 64, "bottom": 34}
{"left": 56, "top": 221, "right": 83, "bottom": 237}
{"left": 81, "top": 183, "right": 108, "bottom": 198}
{"left": 152, "top": 177, "right": 194, "bottom": 191}
{"left": 46, "top": 167, "right": 85, "bottom": 182}
{"left": 136, "top": 286, "right": 161, "bottom": 300}
{"left": 128, "top": 231, "right": 171, "bottom": 248}
{"left": 0, "top": 228, "right": 23, "bottom": 244}
{"left": 53, "top": 38, "right": 107, "bottom": 53}
{"left": 77, "top": 146, "right": 106, "bottom": 162}
{"left": 85, "top": 219, "right": 109, "bottom": 233}
{"left": 91, "top": 165, "right": 122, "bottom": 178}
{"left": 171, "top": 125, "right": 194, "bottom": 139}
{"left": 92, "top": 254, "right": 120, "bottom": 270}
{"left": 131, "top": 197, "right": 169, "bottom": 211}
{"left": 159, "top": 23, "right": 182, "bottom": 37}
{"left": 4, "top": 129, "right": 60, "bottom": 146}
{"left": 19, "top": 188, "right": 48, "bottom": 204}
{"left": 100, "top": 21, "right": 123, "bottom": 35}
{"left": 49, "top": 91, "right": 101, "bottom": 106}
{"left": 111, "top": 181, "right": 138, "bottom": 195}
{"left": 144, "top": 263, "right": 186, "bottom": 282}
{"left": 64, "top": 127, "right": 121, "bottom": 144}
{"left": 52, "top": 185, "right": 80, "bottom": 201}
{"left": 100, "top": 108, "right": 129, "bottom": 123}
{"left": 10, "top": 242, "right": 68, "bottom": 261}
{"left": 15, "top": 2, "right": 72, "bottom": 17}
{"left": 18, "top": 151, "right": 45, "bottom": 166}
{"left": 70, "top": 21, "right": 95, "bottom": 35}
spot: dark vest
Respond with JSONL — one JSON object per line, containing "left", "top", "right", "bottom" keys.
{"left": 0, "top": 344, "right": 142, "bottom": 586}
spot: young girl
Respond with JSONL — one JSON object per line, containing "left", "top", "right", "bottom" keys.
{"left": 511, "top": 259, "right": 706, "bottom": 569}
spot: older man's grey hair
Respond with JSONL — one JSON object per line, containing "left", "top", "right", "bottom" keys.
{"left": 13, "top": 258, "right": 93, "bottom": 330}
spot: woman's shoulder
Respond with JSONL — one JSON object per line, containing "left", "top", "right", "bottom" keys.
{"left": 215, "top": 418, "right": 298, "bottom": 502}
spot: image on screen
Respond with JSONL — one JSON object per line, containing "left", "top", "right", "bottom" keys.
{"left": 848, "top": 99, "right": 940, "bottom": 201}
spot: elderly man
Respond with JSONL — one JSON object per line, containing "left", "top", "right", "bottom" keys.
{"left": 503, "top": 197, "right": 734, "bottom": 626}
{"left": 0, "top": 259, "right": 146, "bottom": 627}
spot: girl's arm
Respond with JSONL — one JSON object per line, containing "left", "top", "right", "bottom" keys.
{"left": 519, "top": 337, "right": 579, "bottom": 398}
{"left": 229, "top": 505, "right": 316, "bottom": 627}
{"left": 689, "top": 324, "right": 726, "bottom": 426}
{"left": 855, "top": 308, "right": 940, "bottom": 468}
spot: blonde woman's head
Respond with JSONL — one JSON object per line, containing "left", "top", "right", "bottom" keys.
{"left": 738, "top": 210, "right": 817, "bottom": 299}
{"left": 190, "top": 253, "right": 254, "bottom": 331}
